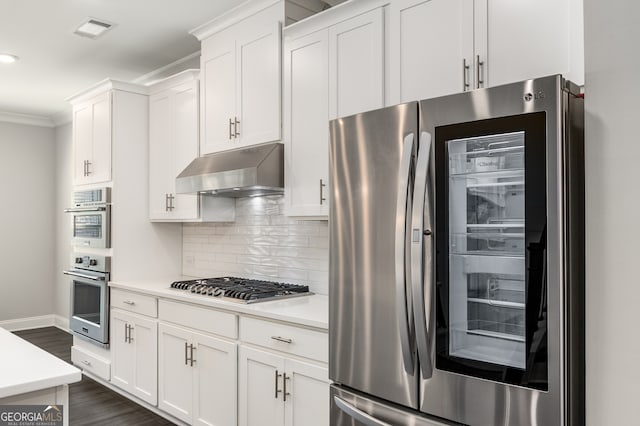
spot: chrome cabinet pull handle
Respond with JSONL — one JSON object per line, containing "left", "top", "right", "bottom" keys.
{"left": 271, "top": 336, "right": 293, "bottom": 344}
{"left": 189, "top": 344, "right": 195, "bottom": 366}
{"left": 86, "top": 161, "right": 92, "bottom": 176}
{"left": 234, "top": 116, "right": 240, "bottom": 137}
{"left": 184, "top": 341, "right": 189, "bottom": 365}
{"left": 81, "top": 360, "right": 92, "bottom": 366}
{"left": 319, "top": 179, "right": 327, "bottom": 205}
{"left": 463, "top": 58, "right": 470, "bottom": 91}
{"left": 128, "top": 325, "right": 134, "bottom": 343}
{"left": 124, "top": 323, "right": 128, "bottom": 343}
{"left": 274, "top": 370, "right": 283, "bottom": 399}
{"left": 476, "top": 55, "right": 484, "bottom": 89}
{"left": 229, "top": 118, "right": 233, "bottom": 140}
{"left": 283, "top": 372, "right": 290, "bottom": 402}
{"left": 123, "top": 300, "right": 135, "bottom": 305}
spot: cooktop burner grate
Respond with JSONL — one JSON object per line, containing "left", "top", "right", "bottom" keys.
{"left": 170, "top": 276, "right": 312, "bottom": 303}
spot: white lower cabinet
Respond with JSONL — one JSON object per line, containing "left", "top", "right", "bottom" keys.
{"left": 238, "top": 316, "right": 329, "bottom": 426}
{"left": 158, "top": 322, "right": 237, "bottom": 426}
{"left": 239, "top": 346, "right": 329, "bottom": 426}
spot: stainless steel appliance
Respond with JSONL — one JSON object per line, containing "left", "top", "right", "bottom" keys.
{"left": 329, "top": 75, "right": 584, "bottom": 425}
{"left": 65, "top": 254, "right": 111, "bottom": 347}
{"left": 170, "top": 277, "right": 312, "bottom": 303}
{"left": 65, "top": 187, "right": 111, "bottom": 248}
{"left": 175, "top": 142, "right": 284, "bottom": 197}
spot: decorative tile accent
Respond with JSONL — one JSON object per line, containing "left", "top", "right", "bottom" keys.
{"left": 183, "top": 195, "right": 329, "bottom": 295}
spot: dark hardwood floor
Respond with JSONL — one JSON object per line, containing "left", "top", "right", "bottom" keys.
{"left": 13, "top": 327, "right": 175, "bottom": 426}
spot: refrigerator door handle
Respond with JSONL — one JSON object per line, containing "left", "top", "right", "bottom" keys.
{"left": 411, "top": 131, "right": 434, "bottom": 379}
{"left": 334, "top": 396, "right": 392, "bottom": 426}
{"left": 394, "top": 133, "right": 416, "bottom": 375}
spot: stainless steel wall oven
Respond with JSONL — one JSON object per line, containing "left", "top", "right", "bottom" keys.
{"left": 64, "top": 254, "right": 111, "bottom": 347}
{"left": 65, "top": 187, "right": 111, "bottom": 249}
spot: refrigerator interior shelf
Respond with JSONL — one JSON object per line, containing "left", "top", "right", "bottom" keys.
{"left": 467, "top": 298, "right": 525, "bottom": 309}
{"left": 466, "top": 180, "right": 524, "bottom": 189}
{"left": 449, "top": 168, "right": 524, "bottom": 179}
{"left": 466, "top": 223, "right": 524, "bottom": 229}
{"left": 465, "top": 328, "right": 526, "bottom": 343}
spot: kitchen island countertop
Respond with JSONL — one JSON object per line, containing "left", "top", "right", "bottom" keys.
{"left": 0, "top": 327, "right": 81, "bottom": 399}
{"left": 109, "top": 277, "right": 328, "bottom": 330}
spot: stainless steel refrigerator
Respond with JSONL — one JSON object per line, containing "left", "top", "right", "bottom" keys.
{"left": 328, "top": 75, "right": 584, "bottom": 426}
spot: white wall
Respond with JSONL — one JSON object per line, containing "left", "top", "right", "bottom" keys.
{"left": 584, "top": 1, "right": 640, "bottom": 424}
{"left": 0, "top": 122, "right": 56, "bottom": 322}
{"left": 183, "top": 196, "right": 329, "bottom": 295}
{"left": 54, "top": 123, "right": 72, "bottom": 327}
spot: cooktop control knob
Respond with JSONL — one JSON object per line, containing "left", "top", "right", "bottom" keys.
{"left": 89, "top": 259, "right": 98, "bottom": 266}
{"left": 75, "top": 257, "right": 83, "bottom": 264}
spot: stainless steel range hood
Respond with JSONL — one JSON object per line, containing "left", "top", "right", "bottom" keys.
{"left": 176, "top": 143, "right": 284, "bottom": 198}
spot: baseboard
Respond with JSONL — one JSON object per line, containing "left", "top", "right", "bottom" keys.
{"left": 80, "top": 370, "right": 188, "bottom": 426}
{"left": 0, "top": 315, "right": 57, "bottom": 331}
{"left": 54, "top": 315, "right": 70, "bottom": 332}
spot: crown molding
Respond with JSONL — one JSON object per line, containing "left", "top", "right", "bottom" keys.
{"left": 190, "top": 0, "right": 281, "bottom": 41}
{"left": 0, "top": 110, "right": 55, "bottom": 128}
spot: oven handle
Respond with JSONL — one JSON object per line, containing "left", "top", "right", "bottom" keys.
{"left": 63, "top": 270, "right": 106, "bottom": 281}
{"left": 64, "top": 206, "right": 107, "bottom": 213}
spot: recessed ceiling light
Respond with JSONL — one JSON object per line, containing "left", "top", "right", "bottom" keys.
{"left": 74, "top": 18, "right": 115, "bottom": 39}
{"left": 0, "top": 53, "right": 19, "bottom": 64}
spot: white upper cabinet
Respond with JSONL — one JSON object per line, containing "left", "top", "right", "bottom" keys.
{"left": 328, "top": 7, "right": 384, "bottom": 119}
{"left": 198, "top": 2, "right": 282, "bottom": 154}
{"left": 72, "top": 91, "right": 112, "bottom": 186}
{"left": 283, "top": 1, "right": 385, "bottom": 218}
{"left": 474, "top": 0, "right": 578, "bottom": 88}
{"left": 389, "top": 0, "right": 474, "bottom": 104}
{"left": 284, "top": 29, "right": 330, "bottom": 218}
{"left": 388, "top": 0, "right": 584, "bottom": 104}
{"left": 149, "top": 72, "right": 200, "bottom": 221}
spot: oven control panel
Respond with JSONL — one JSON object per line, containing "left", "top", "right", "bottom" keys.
{"left": 71, "top": 253, "right": 110, "bottom": 273}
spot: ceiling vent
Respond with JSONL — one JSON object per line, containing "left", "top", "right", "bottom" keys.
{"left": 74, "top": 19, "right": 115, "bottom": 39}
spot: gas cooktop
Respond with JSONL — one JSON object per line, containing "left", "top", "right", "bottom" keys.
{"left": 170, "top": 276, "right": 312, "bottom": 304}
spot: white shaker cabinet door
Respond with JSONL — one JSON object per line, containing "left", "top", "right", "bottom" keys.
{"left": 192, "top": 332, "right": 237, "bottom": 426}
{"left": 158, "top": 323, "right": 193, "bottom": 424}
{"left": 72, "top": 102, "right": 93, "bottom": 185}
{"left": 149, "top": 91, "right": 174, "bottom": 220}
{"left": 283, "top": 29, "right": 330, "bottom": 218}
{"left": 283, "top": 358, "right": 329, "bottom": 426}
{"left": 328, "top": 7, "right": 384, "bottom": 120}
{"left": 110, "top": 311, "right": 135, "bottom": 391}
{"left": 201, "top": 34, "right": 237, "bottom": 155}
{"left": 170, "top": 82, "right": 199, "bottom": 219}
{"left": 239, "top": 346, "right": 285, "bottom": 426}
{"left": 475, "top": 0, "right": 571, "bottom": 88}
{"left": 388, "top": 0, "right": 474, "bottom": 104}
{"left": 90, "top": 92, "right": 112, "bottom": 184}
{"left": 236, "top": 21, "right": 282, "bottom": 147}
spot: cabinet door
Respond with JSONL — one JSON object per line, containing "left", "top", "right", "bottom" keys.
{"left": 238, "top": 346, "right": 284, "bottom": 426}
{"left": 193, "top": 332, "right": 237, "bottom": 426}
{"left": 149, "top": 91, "right": 174, "bottom": 220}
{"left": 236, "top": 21, "right": 282, "bottom": 147}
{"left": 89, "top": 92, "right": 112, "bottom": 184}
{"left": 284, "top": 359, "right": 329, "bottom": 426}
{"left": 110, "top": 310, "right": 134, "bottom": 391}
{"left": 201, "top": 33, "right": 237, "bottom": 154}
{"left": 158, "top": 323, "right": 193, "bottom": 423}
{"left": 283, "top": 30, "right": 330, "bottom": 218}
{"left": 129, "top": 314, "right": 158, "bottom": 405}
{"left": 171, "top": 82, "right": 200, "bottom": 219}
{"left": 72, "top": 102, "right": 93, "bottom": 185}
{"left": 474, "top": 0, "right": 570, "bottom": 88}
{"left": 388, "top": 0, "right": 474, "bottom": 104}
{"left": 328, "top": 8, "right": 384, "bottom": 119}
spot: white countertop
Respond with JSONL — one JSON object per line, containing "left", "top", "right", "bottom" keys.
{"left": 0, "top": 327, "right": 82, "bottom": 399}
{"left": 109, "top": 277, "right": 329, "bottom": 330}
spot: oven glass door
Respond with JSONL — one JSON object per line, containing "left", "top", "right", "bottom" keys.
{"left": 70, "top": 276, "right": 108, "bottom": 344}
{"left": 434, "top": 112, "right": 548, "bottom": 390}
{"left": 70, "top": 207, "right": 110, "bottom": 248}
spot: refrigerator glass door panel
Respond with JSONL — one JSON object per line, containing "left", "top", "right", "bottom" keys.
{"left": 329, "top": 103, "right": 419, "bottom": 409}
{"left": 435, "top": 112, "right": 548, "bottom": 390}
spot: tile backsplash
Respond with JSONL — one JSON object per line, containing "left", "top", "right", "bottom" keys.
{"left": 183, "top": 195, "right": 329, "bottom": 295}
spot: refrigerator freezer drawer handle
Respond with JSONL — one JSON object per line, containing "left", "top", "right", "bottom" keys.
{"left": 411, "top": 131, "right": 434, "bottom": 379}
{"left": 394, "top": 133, "right": 416, "bottom": 375}
{"left": 334, "top": 396, "right": 392, "bottom": 426}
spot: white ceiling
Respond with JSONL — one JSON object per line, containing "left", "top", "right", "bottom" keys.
{"left": 0, "top": 0, "right": 247, "bottom": 123}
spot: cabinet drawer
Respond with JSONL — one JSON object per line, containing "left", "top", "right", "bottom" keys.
{"left": 240, "top": 317, "right": 328, "bottom": 363}
{"left": 158, "top": 299, "right": 237, "bottom": 339}
{"left": 71, "top": 346, "right": 111, "bottom": 381}
{"left": 111, "top": 289, "right": 157, "bottom": 317}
